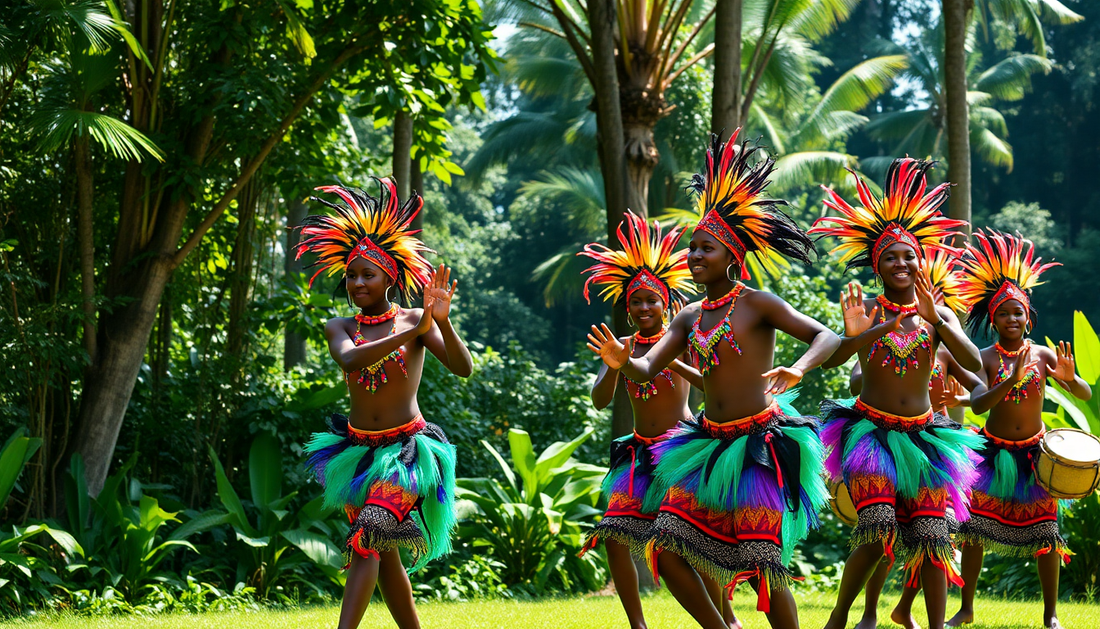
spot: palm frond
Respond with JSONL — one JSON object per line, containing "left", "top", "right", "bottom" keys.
{"left": 518, "top": 167, "right": 606, "bottom": 235}
{"left": 970, "top": 106, "right": 1008, "bottom": 137}
{"left": 30, "top": 109, "right": 163, "bottom": 162}
{"left": 770, "top": 150, "right": 857, "bottom": 192}
{"left": 971, "top": 127, "right": 1013, "bottom": 171}
{"left": 974, "top": 54, "right": 1052, "bottom": 102}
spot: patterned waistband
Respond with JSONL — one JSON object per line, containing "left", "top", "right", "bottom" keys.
{"left": 855, "top": 398, "right": 932, "bottom": 432}
{"left": 981, "top": 427, "right": 1044, "bottom": 450}
{"left": 703, "top": 402, "right": 779, "bottom": 439}
{"left": 348, "top": 414, "right": 426, "bottom": 446}
{"left": 632, "top": 429, "right": 675, "bottom": 445}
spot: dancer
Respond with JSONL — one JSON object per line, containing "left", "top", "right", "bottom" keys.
{"left": 578, "top": 211, "right": 738, "bottom": 629}
{"left": 589, "top": 130, "right": 839, "bottom": 629}
{"left": 848, "top": 248, "right": 971, "bottom": 629}
{"left": 809, "top": 158, "right": 985, "bottom": 629}
{"left": 948, "top": 230, "right": 1090, "bottom": 629}
{"left": 296, "top": 180, "right": 473, "bottom": 629}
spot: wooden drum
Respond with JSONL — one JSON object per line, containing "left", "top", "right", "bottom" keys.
{"left": 1035, "top": 428, "right": 1100, "bottom": 499}
{"left": 828, "top": 480, "right": 858, "bottom": 527}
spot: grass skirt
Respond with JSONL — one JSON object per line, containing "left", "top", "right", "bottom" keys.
{"left": 819, "top": 398, "right": 984, "bottom": 586}
{"left": 580, "top": 430, "right": 672, "bottom": 557}
{"left": 303, "top": 414, "right": 456, "bottom": 571}
{"left": 643, "top": 395, "right": 827, "bottom": 612}
{"left": 957, "top": 428, "right": 1070, "bottom": 562}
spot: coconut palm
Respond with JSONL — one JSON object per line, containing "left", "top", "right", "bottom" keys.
{"left": 865, "top": 31, "right": 1051, "bottom": 175}
{"left": 974, "top": 0, "right": 1082, "bottom": 56}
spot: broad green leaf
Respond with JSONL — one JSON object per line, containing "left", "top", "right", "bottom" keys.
{"left": 534, "top": 427, "right": 593, "bottom": 481}
{"left": 209, "top": 446, "right": 258, "bottom": 538}
{"left": 249, "top": 432, "right": 283, "bottom": 510}
{"left": 43, "top": 527, "right": 83, "bottom": 558}
{"left": 1045, "top": 385, "right": 1091, "bottom": 433}
{"left": 281, "top": 529, "right": 343, "bottom": 569}
{"left": 169, "top": 511, "right": 233, "bottom": 541}
{"left": 480, "top": 440, "right": 517, "bottom": 493}
{"left": 1073, "top": 311, "right": 1100, "bottom": 385}
{"left": 0, "top": 432, "right": 42, "bottom": 510}
{"left": 508, "top": 429, "right": 538, "bottom": 500}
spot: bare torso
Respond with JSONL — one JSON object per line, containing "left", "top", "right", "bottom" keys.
{"left": 337, "top": 309, "right": 428, "bottom": 430}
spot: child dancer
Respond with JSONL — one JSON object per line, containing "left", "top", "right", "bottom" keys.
{"left": 296, "top": 181, "right": 473, "bottom": 629}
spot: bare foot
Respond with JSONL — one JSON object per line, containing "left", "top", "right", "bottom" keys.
{"left": 1046, "top": 615, "right": 1061, "bottom": 629}
{"left": 890, "top": 606, "right": 922, "bottom": 629}
{"left": 728, "top": 619, "right": 743, "bottom": 629}
{"left": 855, "top": 613, "right": 878, "bottom": 629}
{"left": 946, "top": 609, "right": 973, "bottom": 627}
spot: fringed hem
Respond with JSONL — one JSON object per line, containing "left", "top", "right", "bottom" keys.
{"left": 644, "top": 535, "right": 795, "bottom": 613}
{"left": 956, "top": 532, "right": 1072, "bottom": 564}
{"left": 850, "top": 521, "right": 899, "bottom": 564}
{"left": 579, "top": 516, "right": 655, "bottom": 558}
{"left": 343, "top": 518, "right": 428, "bottom": 569}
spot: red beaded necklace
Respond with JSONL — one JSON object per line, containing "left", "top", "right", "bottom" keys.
{"left": 355, "top": 303, "right": 398, "bottom": 327}
{"left": 633, "top": 327, "right": 667, "bottom": 345}
{"left": 702, "top": 283, "right": 744, "bottom": 310}
{"left": 876, "top": 294, "right": 918, "bottom": 316}
{"left": 994, "top": 340, "right": 1029, "bottom": 358}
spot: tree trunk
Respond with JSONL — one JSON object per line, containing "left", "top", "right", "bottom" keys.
{"left": 410, "top": 156, "right": 424, "bottom": 233}
{"left": 283, "top": 197, "right": 308, "bottom": 370}
{"left": 588, "top": 0, "right": 633, "bottom": 439}
{"left": 943, "top": 0, "right": 972, "bottom": 242}
{"left": 623, "top": 122, "right": 657, "bottom": 216}
{"left": 74, "top": 135, "right": 97, "bottom": 364}
{"left": 711, "top": 0, "right": 743, "bottom": 135}
{"left": 227, "top": 176, "right": 259, "bottom": 360}
{"left": 393, "top": 109, "right": 413, "bottom": 201}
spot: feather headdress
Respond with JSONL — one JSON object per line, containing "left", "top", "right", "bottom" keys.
{"left": 809, "top": 158, "right": 965, "bottom": 271}
{"left": 579, "top": 211, "right": 693, "bottom": 313}
{"left": 689, "top": 130, "right": 816, "bottom": 280}
{"left": 294, "top": 178, "right": 434, "bottom": 302}
{"left": 925, "top": 247, "right": 965, "bottom": 313}
{"left": 955, "top": 229, "right": 1059, "bottom": 335}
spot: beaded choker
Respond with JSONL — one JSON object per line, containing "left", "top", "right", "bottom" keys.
{"left": 347, "top": 310, "right": 407, "bottom": 394}
{"left": 355, "top": 303, "right": 398, "bottom": 327}
{"left": 876, "top": 294, "right": 918, "bottom": 315}
{"left": 702, "top": 284, "right": 744, "bottom": 310}
{"left": 633, "top": 328, "right": 667, "bottom": 345}
{"left": 994, "top": 340, "right": 1040, "bottom": 404}
{"left": 689, "top": 284, "right": 744, "bottom": 375}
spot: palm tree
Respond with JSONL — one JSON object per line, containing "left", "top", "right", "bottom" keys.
{"left": 973, "top": 0, "right": 1082, "bottom": 56}
{"left": 865, "top": 32, "right": 1051, "bottom": 175}
{"left": 16, "top": 2, "right": 162, "bottom": 362}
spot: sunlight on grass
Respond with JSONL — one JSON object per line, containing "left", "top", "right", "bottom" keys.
{"left": 5, "top": 590, "right": 1098, "bottom": 628}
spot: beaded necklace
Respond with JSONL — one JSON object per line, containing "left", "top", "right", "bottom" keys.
{"left": 689, "top": 284, "right": 744, "bottom": 375}
{"left": 993, "top": 340, "right": 1040, "bottom": 404}
{"left": 868, "top": 295, "right": 930, "bottom": 377}
{"left": 623, "top": 328, "right": 674, "bottom": 401}
{"left": 347, "top": 304, "right": 407, "bottom": 393}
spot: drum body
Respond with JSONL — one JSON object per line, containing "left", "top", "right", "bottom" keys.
{"left": 1035, "top": 428, "right": 1100, "bottom": 499}
{"left": 828, "top": 480, "right": 858, "bottom": 527}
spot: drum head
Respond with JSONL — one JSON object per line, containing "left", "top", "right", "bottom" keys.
{"left": 1045, "top": 429, "right": 1100, "bottom": 464}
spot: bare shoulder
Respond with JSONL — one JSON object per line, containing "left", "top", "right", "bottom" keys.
{"left": 742, "top": 287, "right": 784, "bottom": 307}
{"left": 672, "top": 302, "right": 702, "bottom": 329}
{"left": 325, "top": 316, "right": 353, "bottom": 333}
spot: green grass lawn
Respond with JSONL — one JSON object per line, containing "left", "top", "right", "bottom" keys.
{"left": 4, "top": 590, "right": 1098, "bottom": 628}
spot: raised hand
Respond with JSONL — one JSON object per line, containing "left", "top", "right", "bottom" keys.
{"left": 933, "top": 377, "right": 967, "bottom": 409}
{"left": 914, "top": 263, "right": 941, "bottom": 324}
{"left": 1014, "top": 355, "right": 1040, "bottom": 383}
{"left": 841, "top": 282, "right": 876, "bottom": 337}
{"left": 1051, "top": 341, "right": 1077, "bottom": 383}
{"left": 586, "top": 323, "right": 632, "bottom": 370}
{"left": 763, "top": 366, "right": 803, "bottom": 395}
{"left": 425, "top": 264, "right": 457, "bottom": 322}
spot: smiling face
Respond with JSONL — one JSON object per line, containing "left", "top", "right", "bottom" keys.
{"left": 688, "top": 231, "right": 736, "bottom": 285}
{"left": 628, "top": 288, "right": 666, "bottom": 333}
{"left": 993, "top": 299, "right": 1028, "bottom": 341}
{"left": 345, "top": 257, "right": 393, "bottom": 311}
{"left": 876, "top": 242, "right": 920, "bottom": 292}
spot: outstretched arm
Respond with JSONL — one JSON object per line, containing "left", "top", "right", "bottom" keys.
{"left": 941, "top": 353, "right": 981, "bottom": 409}
{"left": 669, "top": 356, "right": 704, "bottom": 390}
{"left": 1048, "top": 341, "right": 1092, "bottom": 401}
{"left": 971, "top": 353, "right": 1038, "bottom": 415}
{"left": 326, "top": 304, "right": 434, "bottom": 373}
{"left": 420, "top": 265, "right": 474, "bottom": 377}
{"left": 756, "top": 291, "right": 841, "bottom": 394}
{"left": 588, "top": 307, "right": 694, "bottom": 382}
{"left": 822, "top": 284, "right": 901, "bottom": 369}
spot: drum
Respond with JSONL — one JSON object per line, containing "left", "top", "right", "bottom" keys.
{"left": 1035, "top": 429, "right": 1100, "bottom": 499}
{"left": 828, "top": 480, "right": 858, "bottom": 527}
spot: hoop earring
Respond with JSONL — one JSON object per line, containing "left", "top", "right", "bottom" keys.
{"left": 726, "top": 264, "right": 736, "bottom": 282}
{"left": 627, "top": 314, "right": 636, "bottom": 329}
{"left": 385, "top": 285, "right": 395, "bottom": 302}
